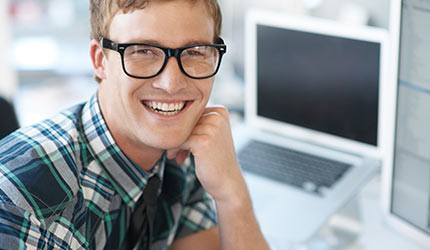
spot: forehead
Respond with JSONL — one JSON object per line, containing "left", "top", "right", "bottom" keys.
{"left": 108, "top": 0, "right": 215, "bottom": 46}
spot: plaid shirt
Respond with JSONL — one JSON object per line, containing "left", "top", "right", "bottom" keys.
{"left": 0, "top": 93, "right": 217, "bottom": 250}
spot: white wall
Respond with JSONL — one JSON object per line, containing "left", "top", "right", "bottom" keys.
{"left": 218, "top": 0, "right": 390, "bottom": 80}
{"left": 0, "top": 0, "right": 17, "bottom": 99}
{"left": 313, "top": 0, "right": 390, "bottom": 28}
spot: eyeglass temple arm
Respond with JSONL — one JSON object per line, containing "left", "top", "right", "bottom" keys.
{"left": 216, "top": 37, "right": 225, "bottom": 45}
{"left": 216, "top": 37, "right": 227, "bottom": 54}
{"left": 100, "top": 37, "right": 118, "bottom": 51}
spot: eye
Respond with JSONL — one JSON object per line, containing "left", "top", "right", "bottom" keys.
{"left": 183, "top": 49, "right": 204, "bottom": 57}
{"left": 125, "top": 45, "right": 163, "bottom": 58}
{"left": 134, "top": 48, "right": 154, "bottom": 55}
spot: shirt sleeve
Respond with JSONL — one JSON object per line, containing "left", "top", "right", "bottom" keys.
{"left": 0, "top": 201, "right": 47, "bottom": 249}
{"left": 174, "top": 159, "right": 218, "bottom": 239}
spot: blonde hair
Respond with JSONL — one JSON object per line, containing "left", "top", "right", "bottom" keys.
{"left": 90, "top": 0, "right": 221, "bottom": 40}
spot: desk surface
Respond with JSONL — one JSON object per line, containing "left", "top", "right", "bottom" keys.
{"left": 342, "top": 174, "right": 427, "bottom": 250}
{"left": 251, "top": 173, "right": 428, "bottom": 250}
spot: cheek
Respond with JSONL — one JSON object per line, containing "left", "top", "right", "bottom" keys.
{"left": 105, "top": 54, "right": 125, "bottom": 80}
{"left": 106, "top": 62, "right": 137, "bottom": 95}
{"left": 198, "top": 80, "right": 214, "bottom": 100}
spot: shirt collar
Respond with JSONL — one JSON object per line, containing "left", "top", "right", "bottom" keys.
{"left": 81, "top": 92, "right": 165, "bottom": 207}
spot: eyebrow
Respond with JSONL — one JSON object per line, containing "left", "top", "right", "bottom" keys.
{"left": 126, "top": 39, "right": 214, "bottom": 47}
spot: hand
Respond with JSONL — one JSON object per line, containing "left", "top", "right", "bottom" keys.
{"left": 168, "top": 106, "right": 269, "bottom": 250}
{"left": 167, "top": 106, "right": 248, "bottom": 205}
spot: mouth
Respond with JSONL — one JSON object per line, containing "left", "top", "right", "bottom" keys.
{"left": 142, "top": 100, "right": 189, "bottom": 116}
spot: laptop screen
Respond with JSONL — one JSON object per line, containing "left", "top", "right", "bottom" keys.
{"left": 256, "top": 24, "right": 380, "bottom": 146}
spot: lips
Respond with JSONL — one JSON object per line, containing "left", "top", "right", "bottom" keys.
{"left": 142, "top": 100, "right": 188, "bottom": 116}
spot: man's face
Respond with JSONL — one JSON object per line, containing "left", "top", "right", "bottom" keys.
{"left": 98, "top": 0, "right": 216, "bottom": 152}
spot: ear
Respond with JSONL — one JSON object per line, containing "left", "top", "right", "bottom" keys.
{"left": 90, "top": 39, "right": 107, "bottom": 81}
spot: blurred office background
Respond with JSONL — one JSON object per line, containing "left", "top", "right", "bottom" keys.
{"left": 4, "top": 1, "right": 427, "bottom": 250}
{"left": 0, "top": 0, "right": 389, "bottom": 128}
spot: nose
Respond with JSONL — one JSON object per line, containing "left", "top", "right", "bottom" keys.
{"left": 152, "top": 57, "right": 187, "bottom": 94}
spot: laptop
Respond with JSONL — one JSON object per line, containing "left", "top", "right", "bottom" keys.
{"left": 233, "top": 10, "right": 391, "bottom": 245}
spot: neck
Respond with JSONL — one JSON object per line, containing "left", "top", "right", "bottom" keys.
{"left": 111, "top": 127, "right": 165, "bottom": 171}
{"left": 107, "top": 125, "right": 165, "bottom": 171}
{"left": 113, "top": 129, "right": 165, "bottom": 171}
{"left": 108, "top": 127, "right": 164, "bottom": 170}
{"left": 122, "top": 143, "right": 164, "bottom": 171}
{"left": 109, "top": 128, "right": 165, "bottom": 171}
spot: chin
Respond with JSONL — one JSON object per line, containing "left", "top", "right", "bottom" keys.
{"left": 143, "top": 131, "right": 190, "bottom": 150}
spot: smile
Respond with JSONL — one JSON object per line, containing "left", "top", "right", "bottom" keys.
{"left": 142, "top": 101, "right": 188, "bottom": 116}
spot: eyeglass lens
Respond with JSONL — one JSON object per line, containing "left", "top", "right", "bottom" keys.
{"left": 123, "top": 45, "right": 220, "bottom": 78}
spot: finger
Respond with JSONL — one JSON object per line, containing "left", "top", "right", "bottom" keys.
{"left": 204, "top": 104, "right": 226, "bottom": 111}
{"left": 196, "top": 113, "right": 220, "bottom": 126}
{"left": 203, "top": 106, "right": 228, "bottom": 116}
{"left": 203, "top": 106, "right": 229, "bottom": 120}
{"left": 190, "top": 123, "right": 218, "bottom": 136}
{"left": 197, "top": 112, "right": 226, "bottom": 127}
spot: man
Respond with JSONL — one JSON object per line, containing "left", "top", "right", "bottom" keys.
{"left": 0, "top": 0, "right": 269, "bottom": 249}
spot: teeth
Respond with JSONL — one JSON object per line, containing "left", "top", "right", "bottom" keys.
{"left": 144, "top": 101, "right": 186, "bottom": 115}
{"left": 162, "top": 103, "right": 168, "bottom": 110}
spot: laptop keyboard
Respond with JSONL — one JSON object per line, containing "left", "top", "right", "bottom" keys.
{"left": 238, "top": 140, "right": 352, "bottom": 196}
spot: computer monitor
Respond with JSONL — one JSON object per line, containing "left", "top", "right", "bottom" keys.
{"left": 383, "top": 0, "right": 430, "bottom": 248}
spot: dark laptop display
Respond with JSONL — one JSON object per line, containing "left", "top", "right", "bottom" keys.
{"left": 256, "top": 24, "right": 380, "bottom": 146}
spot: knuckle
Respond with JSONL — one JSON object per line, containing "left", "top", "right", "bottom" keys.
{"left": 206, "top": 105, "right": 230, "bottom": 119}
{"left": 216, "top": 106, "right": 230, "bottom": 118}
{"left": 208, "top": 113, "right": 225, "bottom": 127}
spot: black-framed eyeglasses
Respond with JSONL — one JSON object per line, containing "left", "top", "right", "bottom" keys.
{"left": 101, "top": 37, "right": 227, "bottom": 79}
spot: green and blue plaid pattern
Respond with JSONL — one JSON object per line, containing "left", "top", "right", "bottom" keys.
{"left": 0, "top": 93, "right": 217, "bottom": 249}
